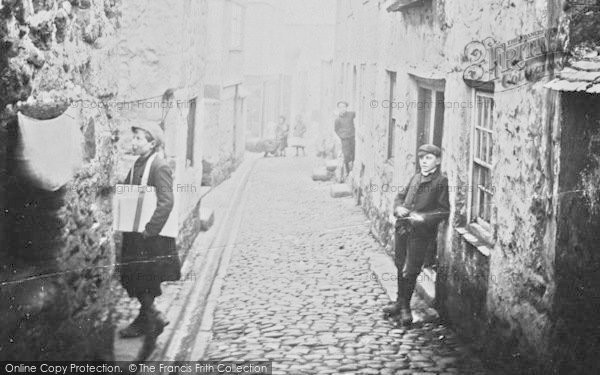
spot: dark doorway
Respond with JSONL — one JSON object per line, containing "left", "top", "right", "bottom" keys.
{"left": 554, "top": 92, "right": 600, "bottom": 373}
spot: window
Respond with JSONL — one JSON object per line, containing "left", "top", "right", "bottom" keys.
{"left": 386, "top": 71, "right": 397, "bottom": 160}
{"left": 186, "top": 98, "right": 197, "bottom": 167}
{"left": 469, "top": 92, "right": 494, "bottom": 232}
{"left": 230, "top": 4, "right": 243, "bottom": 50}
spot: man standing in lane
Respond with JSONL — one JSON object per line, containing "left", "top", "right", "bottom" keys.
{"left": 334, "top": 101, "right": 356, "bottom": 177}
{"left": 383, "top": 144, "right": 450, "bottom": 325}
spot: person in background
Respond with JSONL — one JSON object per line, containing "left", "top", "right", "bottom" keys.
{"left": 262, "top": 120, "right": 278, "bottom": 157}
{"left": 291, "top": 114, "right": 307, "bottom": 156}
{"left": 334, "top": 101, "right": 356, "bottom": 176}
{"left": 275, "top": 115, "right": 289, "bottom": 157}
{"left": 118, "top": 122, "right": 181, "bottom": 338}
{"left": 383, "top": 144, "right": 449, "bottom": 325}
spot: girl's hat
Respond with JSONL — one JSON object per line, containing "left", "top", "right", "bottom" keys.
{"left": 131, "top": 121, "right": 165, "bottom": 147}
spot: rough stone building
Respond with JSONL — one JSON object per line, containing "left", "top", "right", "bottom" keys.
{"left": 335, "top": 0, "right": 600, "bottom": 372}
{"left": 1, "top": 0, "right": 208, "bottom": 359}
{"left": 202, "top": 0, "right": 246, "bottom": 186}
{"left": 1, "top": 0, "right": 122, "bottom": 360}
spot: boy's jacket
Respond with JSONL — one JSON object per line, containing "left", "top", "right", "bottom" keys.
{"left": 393, "top": 168, "right": 450, "bottom": 237}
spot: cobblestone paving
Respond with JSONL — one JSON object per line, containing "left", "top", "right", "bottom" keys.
{"left": 203, "top": 156, "right": 495, "bottom": 375}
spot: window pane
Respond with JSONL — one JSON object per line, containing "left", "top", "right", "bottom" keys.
{"left": 488, "top": 98, "right": 494, "bottom": 130}
{"left": 487, "top": 132, "right": 493, "bottom": 163}
{"left": 478, "top": 167, "right": 486, "bottom": 220}
{"left": 472, "top": 165, "right": 480, "bottom": 221}
{"left": 477, "top": 96, "right": 483, "bottom": 127}
{"left": 471, "top": 94, "right": 495, "bottom": 226}
{"left": 476, "top": 129, "right": 481, "bottom": 159}
{"left": 483, "top": 97, "right": 489, "bottom": 129}
{"left": 482, "top": 131, "right": 488, "bottom": 163}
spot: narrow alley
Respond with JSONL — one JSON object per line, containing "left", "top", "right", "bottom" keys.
{"left": 2, "top": 0, "right": 599, "bottom": 373}
{"left": 200, "top": 156, "right": 492, "bottom": 375}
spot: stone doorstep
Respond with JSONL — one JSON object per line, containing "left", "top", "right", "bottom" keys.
{"left": 312, "top": 167, "right": 331, "bottom": 181}
{"left": 113, "top": 153, "right": 260, "bottom": 363}
{"left": 198, "top": 206, "right": 215, "bottom": 231}
{"left": 325, "top": 159, "right": 338, "bottom": 171}
{"left": 331, "top": 183, "right": 353, "bottom": 198}
{"left": 368, "top": 253, "right": 439, "bottom": 323}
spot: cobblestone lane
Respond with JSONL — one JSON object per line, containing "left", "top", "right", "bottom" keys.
{"left": 203, "top": 156, "right": 494, "bottom": 375}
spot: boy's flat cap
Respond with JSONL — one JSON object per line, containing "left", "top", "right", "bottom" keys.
{"left": 131, "top": 121, "right": 165, "bottom": 147}
{"left": 417, "top": 144, "right": 442, "bottom": 157}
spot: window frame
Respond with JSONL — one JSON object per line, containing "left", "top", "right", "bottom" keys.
{"left": 467, "top": 90, "right": 495, "bottom": 237}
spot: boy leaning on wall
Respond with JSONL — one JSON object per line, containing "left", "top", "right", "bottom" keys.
{"left": 384, "top": 144, "right": 450, "bottom": 325}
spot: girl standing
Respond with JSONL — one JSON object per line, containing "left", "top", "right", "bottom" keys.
{"left": 118, "top": 122, "right": 181, "bottom": 338}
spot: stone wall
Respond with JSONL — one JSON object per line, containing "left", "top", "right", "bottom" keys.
{"left": 1, "top": 0, "right": 120, "bottom": 360}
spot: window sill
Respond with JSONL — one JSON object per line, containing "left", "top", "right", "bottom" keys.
{"left": 455, "top": 226, "right": 493, "bottom": 257}
{"left": 386, "top": 0, "right": 429, "bottom": 12}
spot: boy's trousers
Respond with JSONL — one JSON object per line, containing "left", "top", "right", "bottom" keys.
{"left": 394, "top": 231, "right": 430, "bottom": 307}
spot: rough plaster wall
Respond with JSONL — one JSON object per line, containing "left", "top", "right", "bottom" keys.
{"left": 202, "top": 0, "right": 245, "bottom": 185}
{"left": 336, "top": 0, "right": 564, "bottom": 368}
{"left": 117, "top": 0, "right": 205, "bottom": 101}
{"left": 202, "top": 92, "right": 243, "bottom": 187}
{"left": 435, "top": 0, "right": 559, "bottom": 365}
{"left": 1, "top": 0, "right": 120, "bottom": 359}
{"left": 205, "top": 0, "right": 225, "bottom": 86}
{"left": 201, "top": 99, "right": 224, "bottom": 185}
{"left": 243, "top": 2, "right": 285, "bottom": 77}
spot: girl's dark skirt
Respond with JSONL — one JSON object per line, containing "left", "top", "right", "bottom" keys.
{"left": 119, "top": 233, "right": 181, "bottom": 298}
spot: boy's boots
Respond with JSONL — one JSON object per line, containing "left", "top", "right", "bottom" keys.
{"left": 383, "top": 275, "right": 408, "bottom": 318}
{"left": 146, "top": 308, "right": 169, "bottom": 337}
{"left": 399, "top": 276, "right": 417, "bottom": 325}
{"left": 382, "top": 276, "right": 414, "bottom": 326}
{"left": 119, "top": 310, "right": 147, "bottom": 338}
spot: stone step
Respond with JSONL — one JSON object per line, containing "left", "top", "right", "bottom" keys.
{"left": 325, "top": 159, "right": 338, "bottom": 172}
{"left": 312, "top": 167, "right": 331, "bottom": 181}
{"left": 199, "top": 206, "right": 215, "bottom": 231}
{"left": 330, "top": 183, "right": 352, "bottom": 198}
